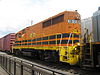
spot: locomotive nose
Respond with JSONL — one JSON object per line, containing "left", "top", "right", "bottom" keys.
{"left": 73, "top": 28, "right": 79, "bottom": 33}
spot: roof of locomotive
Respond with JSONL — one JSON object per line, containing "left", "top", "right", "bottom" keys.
{"left": 36, "top": 10, "right": 79, "bottom": 24}
{"left": 16, "top": 10, "right": 79, "bottom": 34}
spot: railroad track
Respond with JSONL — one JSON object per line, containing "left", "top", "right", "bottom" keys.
{"left": 12, "top": 54, "right": 100, "bottom": 75}
{"left": 1, "top": 52, "right": 100, "bottom": 75}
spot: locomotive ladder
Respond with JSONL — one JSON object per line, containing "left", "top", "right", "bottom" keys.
{"left": 82, "top": 43, "right": 94, "bottom": 68}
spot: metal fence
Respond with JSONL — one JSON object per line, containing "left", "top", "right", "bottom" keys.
{"left": 0, "top": 54, "right": 67, "bottom": 75}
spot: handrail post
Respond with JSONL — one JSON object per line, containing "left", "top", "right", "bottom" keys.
{"left": 1, "top": 55, "right": 3, "bottom": 66}
{"left": 5, "top": 56, "right": 7, "bottom": 69}
{"left": 53, "top": 71, "right": 55, "bottom": 75}
{"left": 14, "top": 59, "right": 16, "bottom": 75}
{"left": 9, "top": 57, "right": 11, "bottom": 74}
{"left": 32, "top": 65, "right": 34, "bottom": 75}
{"left": 20, "top": 61, "right": 23, "bottom": 75}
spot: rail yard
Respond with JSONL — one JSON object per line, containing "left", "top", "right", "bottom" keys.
{"left": 0, "top": 7, "right": 100, "bottom": 75}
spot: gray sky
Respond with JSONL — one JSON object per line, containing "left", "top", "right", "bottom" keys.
{"left": 0, "top": 0, "right": 100, "bottom": 37}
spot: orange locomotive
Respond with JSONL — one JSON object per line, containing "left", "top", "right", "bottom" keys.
{"left": 13, "top": 11, "right": 81, "bottom": 65}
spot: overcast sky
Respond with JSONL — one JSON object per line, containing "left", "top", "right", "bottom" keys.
{"left": 0, "top": 0, "right": 100, "bottom": 37}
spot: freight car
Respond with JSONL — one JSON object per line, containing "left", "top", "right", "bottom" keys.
{"left": 13, "top": 11, "right": 81, "bottom": 65}
{"left": 0, "top": 33, "right": 15, "bottom": 53}
{"left": 0, "top": 38, "right": 4, "bottom": 51}
{"left": 80, "top": 7, "right": 100, "bottom": 68}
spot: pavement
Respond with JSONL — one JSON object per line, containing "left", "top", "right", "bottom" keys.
{"left": 0, "top": 66, "right": 8, "bottom": 75}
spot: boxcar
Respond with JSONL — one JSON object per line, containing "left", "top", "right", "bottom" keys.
{"left": 0, "top": 33, "right": 15, "bottom": 53}
{"left": 0, "top": 38, "right": 4, "bottom": 51}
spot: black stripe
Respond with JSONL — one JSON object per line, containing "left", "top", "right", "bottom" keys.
{"left": 15, "top": 33, "right": 79, "bottom": 44}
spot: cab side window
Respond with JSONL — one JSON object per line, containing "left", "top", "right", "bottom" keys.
{"left": 68, "top": 20, "right": 77, "bottom": 23}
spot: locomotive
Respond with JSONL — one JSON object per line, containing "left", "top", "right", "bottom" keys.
{"left": 13, "top": 11, "right": 81, "bottom": 65}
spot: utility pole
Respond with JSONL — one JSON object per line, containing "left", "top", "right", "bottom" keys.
{"left": 31, "top": 20, "right": 33, "bottom": 25}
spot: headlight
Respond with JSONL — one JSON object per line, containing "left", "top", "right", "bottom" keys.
{"left": 75, "top": 48, "right": 77, "bottom": 50}
{"left": 78, "top": 43, "right": 80, "bottom": 46}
